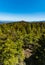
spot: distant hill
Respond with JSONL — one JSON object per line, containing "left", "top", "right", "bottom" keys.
{"left": 0, "top": 20, "right": 45, "bottom": 24}
{"left": 0, "top": 22, "right": 3, "bottom": 24}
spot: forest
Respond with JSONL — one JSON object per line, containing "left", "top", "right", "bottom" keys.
{"left": 0, "top": 21, "right": 45, "bottom": 65}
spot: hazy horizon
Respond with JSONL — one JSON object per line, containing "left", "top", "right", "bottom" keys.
{"left": 0, "top": 13, "right": 45, "bottom": 22}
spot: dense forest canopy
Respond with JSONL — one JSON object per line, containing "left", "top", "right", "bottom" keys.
{"left": 0, "top": 21, "right": 45, "bottom": 65}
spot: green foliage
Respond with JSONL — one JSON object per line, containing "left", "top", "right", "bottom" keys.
{"left": 0, "top": 22, "right": 45, "bottom": 65}
{"left": 32, "top": 35, "right": 45, "bottom": 65}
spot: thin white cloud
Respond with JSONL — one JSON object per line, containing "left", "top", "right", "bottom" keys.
{"left": 0, "top": 13, "right": 45, "bottom": 22}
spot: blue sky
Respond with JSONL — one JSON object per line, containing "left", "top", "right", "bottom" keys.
{"left": 0, "top": 0, "right": 45, "bottom": 21}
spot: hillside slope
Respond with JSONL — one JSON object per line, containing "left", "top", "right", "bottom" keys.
{"left": 0, "top": 21, "right": 45, "bottom": 65}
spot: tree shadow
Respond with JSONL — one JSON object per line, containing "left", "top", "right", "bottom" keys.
{"left": 24, "top": 35, "right": 45, "bottom": 65}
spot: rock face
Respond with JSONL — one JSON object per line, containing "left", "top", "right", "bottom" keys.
{"left": 16, "top": 44, "right": 33, "bottom": 65}
{"left": 23, "top": 44, "right": 34, "bottom": 58}
{"left": 16, "top": 44, "right": 34, "bottom": 65}
{"left": 24, "top": 49, "right": 32, "bottom": 58}
{"left": 23, "top": 44, "right": 34, "bottom": 65}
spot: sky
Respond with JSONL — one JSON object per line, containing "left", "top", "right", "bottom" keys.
{"left": 0, "top": 0, "right": 45, "bottom": 21}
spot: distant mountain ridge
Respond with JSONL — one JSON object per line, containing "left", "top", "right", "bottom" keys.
{"left": 0, "top": 20, "right": 45, "bottom": 24}
{"left": 0, "top": 22, "right": 4, "bottom": 24}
